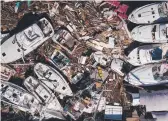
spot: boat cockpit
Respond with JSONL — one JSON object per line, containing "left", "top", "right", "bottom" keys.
{"left": 152, "top": 64, "right": 168, "bottom": 80}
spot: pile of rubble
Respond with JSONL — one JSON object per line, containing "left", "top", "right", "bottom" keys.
{"left": 1, "top": 1, "right": 168, "bottom": 121}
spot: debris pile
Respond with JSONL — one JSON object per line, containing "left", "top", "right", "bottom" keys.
{"left": 1, "top": 1, "right": 168, "bottom": 121}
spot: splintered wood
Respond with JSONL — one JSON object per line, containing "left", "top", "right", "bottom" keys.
{"left": 103, "top": 72, "right": 128, "bottom": 105}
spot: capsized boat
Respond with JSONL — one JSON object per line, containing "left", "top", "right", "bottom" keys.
{"left": 128, "top": 2, "right": 168, "bottom": 24}
{"left": 34, "top": 63, "right": 73, "bottom": 97}
{"left": 0, "top": 80, "right": 42, "bottom": 116}
{"left": 124, "top": 63, "right": 168, "bottom": 86}
{"left": 24, "top": 76, "right": 65, "bottom": 120}
{"left": 127, "top": 44, "right": 168, "bottom": 66}
{"left": 131, "top": 24, "right": 168, "bottom": 43}
{"left": 0, "top": 18, "right": 54, "bottom": 63}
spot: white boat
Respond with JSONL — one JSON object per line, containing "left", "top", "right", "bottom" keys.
{"left": 131, "top": 24, "right": 168, "bottom": 43}
{"left": 124, "top": 63, "right": 168, "bottom": 86}
{"left": 0, "top": 80, "right": 42, "bottom": 116}
{"left": 127, "top": 44, "right": 168, "bottom": 66}
{"left": 0, "top": 32, "right": 9, "bottom": 42}
{"left": 34, "top": 63, "right": 73, "bottom": 97}
{"left": 0, "top": 18, "right": 54, "bottom": 63}
{"left": 128, "top": 2, "right": 168, "bottom": 24}
{"left": 24, "top": 76, "right": 65, "bottom": 120}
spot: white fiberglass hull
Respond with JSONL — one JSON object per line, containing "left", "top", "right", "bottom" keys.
{"left": 128, "top": 2, "right": 168, "bottom": 24}
{"left": 0, "top": 80, "right": 42, "bottom": 115}
{"left": 124, "top": 63, "right": 168, "bottom": 86}
{"left": 24, "top": 76, "right": 65, "bottom": 120}
{"left": 127, "top": 44, "right": 167, "bottom": 66}
{"left": 131, "top": 24, "right": 168, "bottom": 43}
{"left": 0, "top": 18, "right": 54, "bottom": 63}
{"left": 34, "top": 63, "right": 73, "bottom": 96}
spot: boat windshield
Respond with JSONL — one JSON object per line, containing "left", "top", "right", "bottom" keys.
{"left": 152, "top": 64, "right": 168, "bottom": 80}
{"left": 158, "top": 2, "right": 168, "bottom": 17}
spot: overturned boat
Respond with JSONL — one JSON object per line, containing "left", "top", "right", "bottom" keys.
{"left": 124, "top": 63, "right": 168, "bottom": 86}
{"left": 34, "top": 63, "right": 73, "bottom": 97}
{"left": 24, "top": 76, "right": 65, "bottom": 120}
{"left": 0, "top": 80, "right": 42, "bottom": 116}
{"left": 0, "top": 18, "right": 54, "bottom": 63}
{"left": 131, "top": 23, "right": 168, "bottom": 43}
{"left": 127, "top": 44, "right": 168, "bottom": 66}
{"left": 128, "top": 2, "right": 168, "bottom": 24}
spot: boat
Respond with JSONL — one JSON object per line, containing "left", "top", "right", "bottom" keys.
{"left": 50, "top": 49, "right": 70, "bottom": 70}
{"left": 52, "top": 29, "right": 79, "bottom": 54}
{"left": 0, "top": 17, "right": 54, "bottom": 63}
{"left": 34, "top": 63, "right": 73, "bottom": 96}
{"left": 24, "top": 76, "right": 65, "bottom": 120}
{"left": 124, "top": 63, "right": 168, "bottom": 86}
{"left": 131, "top": 24, "right": 168, "bottom": 43}
{"left": 128, "top": 2, "right": 168, "bottom": 24}
{"left": 0, "top": 80, "right": 42, "bottom": 116}
{"left": 127, "top": 44, "right": 168, "bottom": 66}
{"left": 0, "top": 32, "right": 9, "bottom": 42}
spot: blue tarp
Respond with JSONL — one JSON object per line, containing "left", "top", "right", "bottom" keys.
{"left": 151, "top": 47, "right": 162, "bottom": 60}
